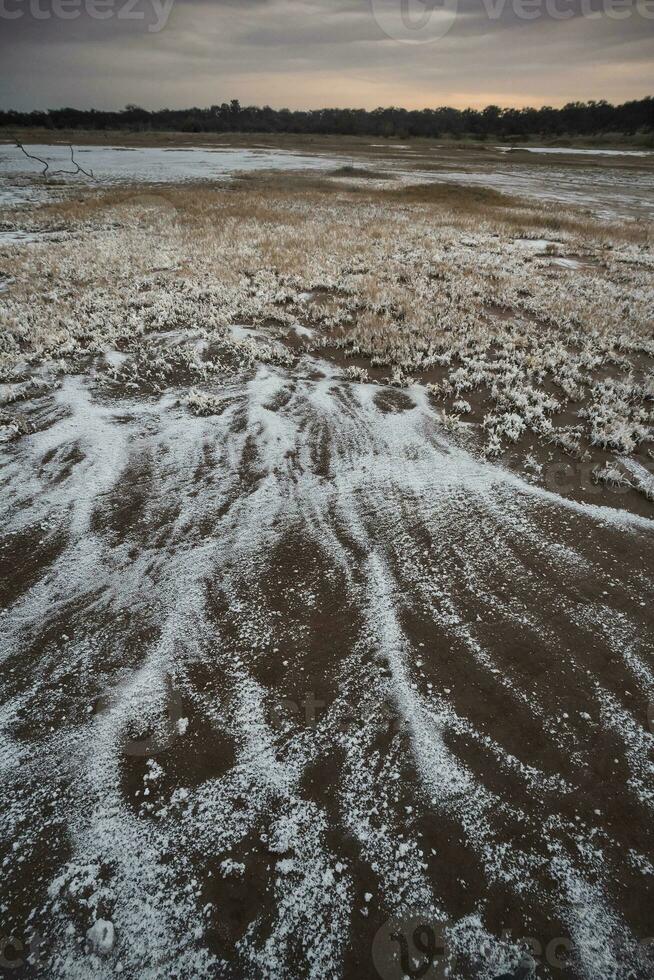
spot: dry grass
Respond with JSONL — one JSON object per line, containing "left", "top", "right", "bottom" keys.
{"left": 10, "top": 171, "right": 651, "bottom": 246}
{"left": 1, "top": 173, "right": 652, "bottom": 473}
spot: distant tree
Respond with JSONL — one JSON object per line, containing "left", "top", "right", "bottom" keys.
{"left": 0, "top": 97, "right": 652, "bottom": 142}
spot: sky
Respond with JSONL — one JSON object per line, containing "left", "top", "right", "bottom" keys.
{"left": 0, "top": 0, "right": 652, "bottom": 111}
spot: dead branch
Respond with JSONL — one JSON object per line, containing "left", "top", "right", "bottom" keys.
{"left": 59, "top": 142, "right": 95, "bottom": 180}
{"left": 14, "top": 140, "right": 94, "bottom": 180}
{"left": 15, "top": 140, "right": 51, "bottom": 177}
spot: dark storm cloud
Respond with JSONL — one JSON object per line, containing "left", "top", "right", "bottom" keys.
{"left": 0, "top": 0, "right": 652, "bottom": 109}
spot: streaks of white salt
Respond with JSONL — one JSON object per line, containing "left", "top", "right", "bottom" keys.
{"left": 0, "top": 177, "right": 54, "bottom": 208}
{"left": 102, "top": 350, "right": 128, "bottom": 370}
{"left": 596, "top": 689, "right": 654, "bottom": 813}
{"left": 622, "top": 457, "right": 654, "bottom": 499}
{"left": 228, "top": 323, "right": 260, "bottom": 342}
{"left": 0, "top": 230, "right": 55, "bottom": 246}
{"left": 552, "top": 256, "right": 585, "bottom": 270}
{"left": 1, "top": 350, "right": 652, "bottom": 978}
{"left": 548, "top": 848, "right": 645, "bottom": 980}
{"left": 20, "top": 376, "right": 128, "bottom": 533}
{"left": 506, "top": 147, "right": 653, "bottom": 158}
{"left": 513, "top": 237, "right": 559, "bottom": 252}
{"left": 362, "top": 552, "right": 539, "bottom": 881}
{"left": 291, "top": 323, "right": 315, "bottom": 339}
{"left": 401, "top": 164, "right": 654, "bottom": 222}
{"left": 572, "top": 606, "right": 654, "bottom": 693}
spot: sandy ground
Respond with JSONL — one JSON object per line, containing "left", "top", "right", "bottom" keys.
{"left": 0, "top": 151, "right": 653, "bottom": 979}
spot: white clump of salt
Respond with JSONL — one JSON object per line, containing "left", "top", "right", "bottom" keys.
{"left": 86, "top": 919, "right": 115, "bottom": 956}
{"left": 220, "top": 859, "right": 246, "bottom": 877}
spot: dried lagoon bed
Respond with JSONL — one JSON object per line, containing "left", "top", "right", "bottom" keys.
{"left": 0, "top": 157, "right": 653, "bottom": 979}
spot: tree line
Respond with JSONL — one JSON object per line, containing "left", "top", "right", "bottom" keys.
{"left": 1, "top": 98, "right": 652, "bottom": 142}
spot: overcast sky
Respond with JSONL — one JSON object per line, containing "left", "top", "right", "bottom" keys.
{"left": 1, "top": 0, "right": 652, "bottom": 111}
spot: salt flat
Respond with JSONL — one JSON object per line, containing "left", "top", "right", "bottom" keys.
{"left": 1, "top": 138, "right": 653, "bottom": 220}
{"left": 0, "top": 145, "right": 652, "bottom": 979}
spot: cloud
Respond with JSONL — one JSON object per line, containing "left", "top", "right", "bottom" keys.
{"left": 0, "top": 0, "right": 652, "bottom": 110}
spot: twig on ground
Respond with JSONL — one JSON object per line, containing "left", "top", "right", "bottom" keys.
{"left": 14, "top": 140, "right": 94, "bottom": 180}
